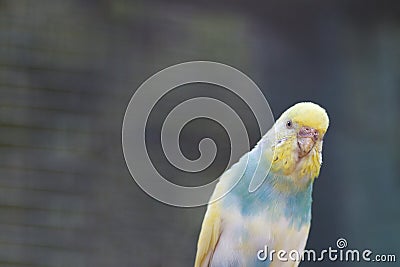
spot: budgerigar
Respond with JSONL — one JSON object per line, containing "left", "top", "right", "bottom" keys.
{"left": 194, "top": 102, "right": 329, "bottom": 267}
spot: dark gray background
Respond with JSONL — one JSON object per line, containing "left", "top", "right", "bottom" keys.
{"left": 0, "top": 0, "right": 399, "bottom": 266}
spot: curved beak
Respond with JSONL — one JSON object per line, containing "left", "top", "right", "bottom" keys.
{"left": 297, "top": 126, "right": 319, "bottom": 157}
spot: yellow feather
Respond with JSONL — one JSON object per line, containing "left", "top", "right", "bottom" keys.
{"left": 194, "top": 186, "right": 223, "bottom": 267}
{"left": 270, "top": 135, "right": 297, "bottom": 176}
{"left": 281, "top": 102, "right": 329, "bottom": 133}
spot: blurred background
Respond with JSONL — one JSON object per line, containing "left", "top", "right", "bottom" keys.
{"left": 0, "top": 0, "right": 399, "bottom": 266}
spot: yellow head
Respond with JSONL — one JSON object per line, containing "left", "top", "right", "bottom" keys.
{"left": 269, "top": 102, "right": 329, "bottom": 180}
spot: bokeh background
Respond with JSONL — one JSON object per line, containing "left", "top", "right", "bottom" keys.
{"left": 1, "top": 0, "right": 399, "bottom": 266}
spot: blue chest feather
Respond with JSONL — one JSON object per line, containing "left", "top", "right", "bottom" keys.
{"left": 221, "top": 146, "right": 313, "bottom": 230}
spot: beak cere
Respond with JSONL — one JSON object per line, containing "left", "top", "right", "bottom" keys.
{"left": 297, "top": 126, "right": 319, "bottom": 157}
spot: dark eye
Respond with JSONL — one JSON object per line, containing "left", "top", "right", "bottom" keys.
{"left": 286, "top": 120, "right": 293, "bottom": 129}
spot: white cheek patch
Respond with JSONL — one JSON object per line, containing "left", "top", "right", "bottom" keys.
{"left": 319, "top": 141, "right": 323, "bottom": 164}
{"left": 276, "top": 137, "right": 288, "bottom": 147}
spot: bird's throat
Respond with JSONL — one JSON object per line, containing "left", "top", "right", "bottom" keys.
{"left": 270, "top": 140, "right": 322, "bottom": 182}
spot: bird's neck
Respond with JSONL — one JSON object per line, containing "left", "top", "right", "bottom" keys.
{"left": 222, "top": 144, "right": 314, "bottom": 229}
